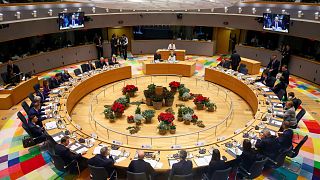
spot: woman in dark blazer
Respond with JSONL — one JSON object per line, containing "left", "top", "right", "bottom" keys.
{"left": 206, "top": 149, "right": 228, "bottom": 179}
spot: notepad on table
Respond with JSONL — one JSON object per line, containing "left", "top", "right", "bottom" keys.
{"left": 76, "top": 147, "right": 88, "bottom": 154}
{"left": 194, "top": 157, "right": 209, "bottom": 167}
{"left": 144, "top": 159, "right": 158, "bottom": 168}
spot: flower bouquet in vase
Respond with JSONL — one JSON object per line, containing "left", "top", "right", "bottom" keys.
{"left": 111, "top": 102, "right": 125, "bottom": 118}
{"left": 193, "top": 95, "right": 209, "bottom": 110}
{"left": 169, "top": 81, "right": 181, "bottom": 93}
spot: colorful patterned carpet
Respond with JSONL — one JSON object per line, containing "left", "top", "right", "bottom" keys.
{"left": 1, "top": 54, "right": 319, "bottom": 180}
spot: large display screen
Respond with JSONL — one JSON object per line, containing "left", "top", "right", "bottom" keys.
{"left": 58, "top": 12, "right": 85, "bottom": 30}
{"left": 263, "top": 13, "right": 290, "bottom": 33}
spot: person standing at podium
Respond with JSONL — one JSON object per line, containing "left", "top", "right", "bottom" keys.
{"left": 168, "top": 41, "right": 176, "bottom": 50}
{"left": 168, "top": 51, "right": 176, "bottom": 63}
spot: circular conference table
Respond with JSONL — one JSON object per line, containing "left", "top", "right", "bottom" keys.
{"left": 44, "top": 65, "right": 284, "bottom": 172}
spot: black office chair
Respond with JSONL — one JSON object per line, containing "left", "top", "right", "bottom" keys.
{"left": 238, "top": 158, "right": 268, "bottom": 179}
{"left": 48, "top": 152, "right": 80, "bottom": 176}
{"left": 269, "top": 76, "right": 277, "bottom": 88}
{"left": 172, "top": 173, "right": 193, "bottom": 180}
{"left": 21, "top": 123, "right": 33, "bottom": 137}
{"left": 80, "top": 64, "right": 89, "bottom": 73}
{"left": 211, "top": 167, "right": 232, "bottom": 180}
{"left": 282, "top": 135, "right": 308, "bottom": 173}
{"left": 88, "top": 165, "right": 109, "bottom": 180}
{"left": 21, "top": 101, "right": 31, "bottom": 115}
{"left": 1, "top": 72, "right": 9, "bottom": 84}
{"left": 73, "top": 68, "right": 82, "bottom": 76}
{"left": 17, "top": 111, "right": 28, "bottom": 125}
{"left": 94, "top": 60, "right": 102, "bottom": 69}
{"left": 28, "top": 93, "right": 35, "bottom": 102}
{"left": 294, "top": 99, "right": 302, "bottom": 110}
{"left": 291, "top": 108, "right": 306, "bottom": 129}
{"left": 126, "top": 171, "right": 148, "bottom": 180}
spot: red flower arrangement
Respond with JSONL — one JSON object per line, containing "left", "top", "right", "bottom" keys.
{"left": 193, "top": 95, "right": 209, "bottom": 105}
{"left": 127, "top": 115, "right": 134, "bottom": 121}
{"left": 169, "top": 81, "right": 181, "bottom": 88}
{"left": 192, "top": 114, "right": 198, "bottom": 121}
{"left": 122, "top": 85, "right": 138, "bottom": 94}
{"left": 111, "top": 102, "right": 125, "bottom": 113}
{"left": 158, "top": 112, "right": 175, "bottom": 124}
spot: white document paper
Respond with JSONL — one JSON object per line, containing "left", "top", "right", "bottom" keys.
{"left": 110, "top": 150, "right": 122, "bottom": 157}
{"left": 144, "top": 159, "right": 158, "bottom": 168}
{"left": 254, "top": 82, "right": 265, "bottom": 87}
{"left": 169, "top": 159, "right": 179, "bottom": 168}
{"left": 93, "top": 146, "right": 102, "bottom": 155}
{"left": 115, "top": 157, "right": 127, "bottom": 163}
{"left": 193, "top": 157, "right": 209, "bottom": 167}
{"left": 262, "top": 87, "right": 271, "bottom": 92}
{"left": 70, "top": 143, "right": 81, "bottom": 151}
{"left": 45, "top": 121, "right": 57, "bottom": 130}
{"left": 228, "top": 147, "right": 243, "bottom": 156}
{"left": 272, "top": 120, "right": 282, "bottom": 126}
{"left": 155, "top": 162, "right": 163, "bottom": 169}
{"left": 76, "top": 147, "right": 88, "bottom": 154}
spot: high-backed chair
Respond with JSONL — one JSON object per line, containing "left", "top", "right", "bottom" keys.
{"left": 81, "top": 64, "right": 89, "bottom": 73}
{"left": 94, "top": 60, "right": 102, "bottom": 69}
{"left": 73, "top": 68, "right": 82, "bottom": 76}
{"left": 223, "top": 60, "right": 231, "bottom": 69}
{"left": 88, "top": 165, "right": 109, "bottom": 180}
{"left": 28, "top": 93, "right": 35, "bottom": 102}
{"left": 292, "top": 108, "right": 306, "bottom": 129}
{"left": 17, "top": 111, "right": 28, "bottom": 125}
{"left": 126, "top": 171, "right": 148, "bottom": 180}
{"left": 33, "top": 83, "right": 40, "bottom": 91}
{"left": 210, "top": 167, "right": 232, "bottom": 180}
{"left": 21, "top": 101, "right": 30, "bottom": 115}
{"left": 48, "top": 152, "right": 80, "bottom": 176}
{"left": 172, "top": 173, "right": 193, "bottom": 180}
{"left": 276, "top": 89, "right": 286, "bottom": 100}
{"left": 238, "top": 158, "right": 267, "bottom": 179}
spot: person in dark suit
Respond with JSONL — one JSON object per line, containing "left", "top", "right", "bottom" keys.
{"left": 271, "top": 16, "right": 283, "bottom": 31}
{"left": 154, "top": 53, "right": 161, "bottom": 61}
{"left": 281, "top": 45, "right": 291, "bottom": 67}
{"left": 255, "top": 129, "right": 280, "bottom": 160}
{"left": 54, "top": 136, "right": 85, "bottom": 173}
{"left": 6, "top": 60, "right": 21, "bottom": 82}
{"left": 169, "top": 150, "right": 193, "bottom": 179}
{"left": 255, "top": 70, "right": 275, "bottom": 88}
{"left": 97, "top": 57, "right": 107, "bottom": 68}
{"left": 288, "top": 92, "right": 301, "bottom": 110}
{"left": 85, "top": 61, "right": 96, "bottom": 71}
{"left": 88, "top": 147, "right": 115, "bottom": 179}
{"left": 62, "top": 69, "right": 72, "bottom": 82}
{"left": 217, "top": 59, "right": 227, "bottom": 68}
{"left": 128, "top": 150, "right": 155, "bottom": 180}
{"left": 28, "top": 102, "right": 46, "bottom": 127}
{"left": 94, "top": 35, "right": 103, "bottom": 59}
{"left": 266, "top": 55, "right": 280, "bottom": 77}
{"left": 277, "top": 121, "right": 293, "bottom": 151}
{"left": 34, "top": 84, "right": 49, "bottom": 103}
{"left": 27, "top": 114, "right": 47, "bottom": 144}
{"left": 272, "top": 76, "right": 287, "bottom": 99}
{"left": 109, "top": 55, "right": 119, "bottom": 66}
{"left": 42, "top": 79, "right": 51, "bottom": 96}
{"left": 280, "top": 65, "right": 290, "bottom": 85}
{"left": 111, "top": 34, "right": 117, "bottom": 57}
{"left": 50, "top": 73, "right": 62, "bottom": 89}
{"left": 206, "top": 149, "right": 227, "bottom": 179}
{"left": 121, "top": 34, "right": 128, "bottom": 60}
{"left": 236, "top": 139, "right": 260, "bottom": 171}
{"left": 230, "top": 50, "right": 241, "bottom": 71}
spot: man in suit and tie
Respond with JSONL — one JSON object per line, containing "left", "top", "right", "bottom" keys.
{"left": 27, "top": 114, "right": 47, "bottom": 144}
{"left": 28, "top": 102, "right": 47, "bottom": 127}
{"left": 121, "top": 34, "right": 129, "bottom": 60}
{"left": 230, "top": 50, "right": 241, "bottom": 71}
{"left": 281, "top": 65, "right": 290, "bottom": 85}
{"left": 88, "top": 147, "right": 115, "bottom": 179}
{"left": 277, "top": 121, "right": 293, "bottom": 151}
{"left": 128, "top": 150, "right": 155, "bottom": 180}
{"left": 62, "top": 69, "right": 72, "bottom": 82}
{"left": 255, "top": 70, "right": 276, "bottom": 88}
{"left": 272, "top": 16, "right": 283, "bottom": 31}
{"left": 255, "top": 129, "right": 280, "bottom": 160}
{"left": 169, "top": 150, "right": 193, "bottom": 179}
{"left": 267, "top": 55, "right": 280, "bottom": 77}
{"left": 50, "top": 73, "right": 62, "bottom": 89}
{"left": 54, "top": 136, "right": 86, "bottom": 174}
{"left": 6, "top": 60, "right": 21, "bottom": 83}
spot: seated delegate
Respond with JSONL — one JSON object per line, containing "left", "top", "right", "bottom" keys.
{"left": 88, "top": 147, "right": 115, "bottom": 179}
{"left": 27, "top": 114, "right": 47, "bottom": 144}
{"left": 205, "top": 149, "right": 227, "bottom": 180}
{"left": 49, "top": 73, "right": 63, "bottom": 89}
{"left": 277, "top": 121, "right": 293, "bottom": 151}
{"left": 127, "top": 150, "right": 155, "bottom": 180}
{"left": 62, "top": 69, "right": 72, "bottom": 82}
{"left": 6, "top": 60, "right": 21, "bottom": 83}
{"left": 287, "top": 92, "right": 302, "bottom": 110}
{"left": 255, "top": 69, "right": 275, "bottom": 88}
{"left": 255, "top": 129, "right": 280, "bottom": 160}
{"left": 276, "top": 101, "right": 297, "bottom": 127}
{"left": 236, "top": 139, "right": 260, "bottom": 171}
{"left": 169, "top": 150, "right": 193, "bottom": 179}
{"left": 109, "top": 55, "right": 119, "bottom": 66}
{"left": 28, "top": 102, "right": 47, "bottom": 127}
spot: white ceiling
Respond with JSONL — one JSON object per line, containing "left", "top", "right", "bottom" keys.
{"left": 66, "top": 0, "right": 240, "bottom": 10}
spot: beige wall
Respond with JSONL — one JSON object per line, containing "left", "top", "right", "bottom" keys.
{"left": 107, "top": 27, "right": 133, "bottom": 51}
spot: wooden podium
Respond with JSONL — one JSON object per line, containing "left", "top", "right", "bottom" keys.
{"left": 156, "top": 49, "right": 186, "bottom": 61}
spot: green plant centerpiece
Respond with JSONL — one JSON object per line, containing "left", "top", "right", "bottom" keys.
{"left": 103, "top": 105, "right": 114, "bottom": 120}
{"left": 111, "top": 102, "right": 125, "bottom": 118}
{"left": 157, "top": 121, "right": 169, "bottom": 135}
{"left": 152, "top": 95, "right": 163, "bottom": 110}
{"left": 164, "top": 89, "right": 175, "bottom": 107}
{"left": 115, "top": 97, "right": 129, "bottom": 108}
{"left": 134, "top": 114, "right": 144, "bottom": 125}
{"left": 127, "top": 126, "right": 140, "bottom": 134}
{"left": 206, "top": 102, "right": 217, "bottom": 112}
{"left": 144, "top": 83, "right": 156, "bottom": 106}
{"left": 142, "top": 109, "right": 156, "bottom": 123}
{"left": 183, "top": 113, "right": 193, "bottom": 125}
{"left": 178, "top": 86, "right": 190, "bottom": 101}
{"left": 169, "top": 123, "right": 176, "bottom": 134}
{"left": 177, "top": 106, "right": 184, "bottom": 121}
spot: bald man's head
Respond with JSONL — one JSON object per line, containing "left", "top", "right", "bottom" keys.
{"left": 137, "top": 150, "right": 145, "bottom": 160}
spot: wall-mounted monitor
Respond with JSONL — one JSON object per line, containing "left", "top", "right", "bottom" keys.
{"left": 263, "top": 13, "right": 290, "bottom": 33}
{"left": 58, "top": 12, "right": 85, "bottom": 30}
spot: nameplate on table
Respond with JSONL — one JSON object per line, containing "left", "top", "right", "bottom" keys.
{"left": 171, "top": 145, "right": 182, "bottom": 149}
{"left": 141, "top": 144, "right": 152, "bottom": 149}
{"left": 268, "top": 118, "right": 283, "bottom": 127}
{"left": 234, "top": 129, "right": 242, "bottom": 135}
{"left": 269, "top": 95, "right": 279, "bottom": 100}
{"left": 112, "top": 140, "right": 123, "bottom": 146}
{"left": 91, "top": 133, "right": 98, "bottom": 139}
{"left": 195, "top": 141, "right": 205, "bottom": 147}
